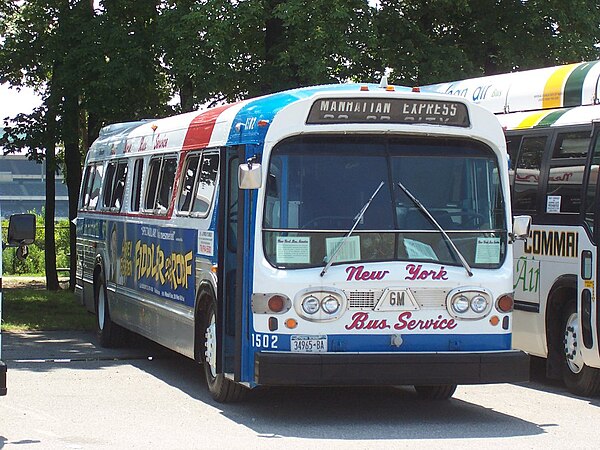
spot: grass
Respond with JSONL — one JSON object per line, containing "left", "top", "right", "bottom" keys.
{"left": 1, "top": 287, "right": 96, "bottom": 332}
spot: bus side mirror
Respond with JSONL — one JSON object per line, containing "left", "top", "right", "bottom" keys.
{"left": 7, "top": 213, "right": 36, "bottom": 260}
{"left": 239, "top": 160, "right": 262, "bottom": 189}
{"left": 511, "top": 215, "right": 531, "bottom": 241}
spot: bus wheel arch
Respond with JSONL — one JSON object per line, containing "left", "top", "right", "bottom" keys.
{"left": 194, "top": 284, "right": 246, "bottom": 402}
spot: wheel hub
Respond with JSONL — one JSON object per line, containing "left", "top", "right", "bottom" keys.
{"left": 564, "top": 311, "right": 583, "bottom": 374}
{"left": 205, "top": 314, "right": 217, "bottom": 377}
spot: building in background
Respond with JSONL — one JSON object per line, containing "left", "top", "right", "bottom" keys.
{"left": 0, "top": 128, "right": 69, "bottom": 219}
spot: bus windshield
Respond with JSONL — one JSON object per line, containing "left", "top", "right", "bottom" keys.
{"left": 263, "top": 136, "right": 507, "bottom": 269}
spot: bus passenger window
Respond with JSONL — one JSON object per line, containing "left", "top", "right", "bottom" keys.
{"left": 144, "top": 155, "right": 177, "bottom": 213}
{"left": 101, "top": 161, "right": 128, "bottom": 211}
{"left": 513, "top": 136, "right": 547, "bottom": 212}
{"left": 80, "top": 165, "right": 94, "bottom": 209}
{"left": 506, "top": 135, "right": 522, "bottom": 200}
{"left": 87, "top": 164, "right": 104, "bottom": 210}
{"left": 546, "top": 132, "right": 590, "bottom": 214}
{"left": 156, "top": 158, "right": 177, "bottom": 211}
{"left": 178, "top": 154, "right": 201, "bottom": 212}
{"left": 112, "top": 162, "right": 128, "bottom": 210}
{"left": 131, "top": 159, "right": 143, "bottom": 212}
{"left": 102, "top": 162, "right": 117, "bottom": 209}
{"left": 192, "top": 153, "right": 219, "bottom": 215}
{"left": 584, "top": 137, "right": 600, "bottom": 232}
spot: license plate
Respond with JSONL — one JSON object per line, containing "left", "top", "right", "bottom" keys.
{"left": 290, "top": 335, "right": 327, "bottom": 353}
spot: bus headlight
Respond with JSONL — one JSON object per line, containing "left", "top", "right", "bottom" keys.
{"left": 471, "top": 295, "right": 488, "bottom": 314}
{"left": 295, "top": 288, "right": 347, "bottom": 322}
{"left": 446, "top": 288, "right": 492, "bottom": 319}
{"left": 302, "top": 296, "right": 320, "bottom": 315}
{"left": 322, "top": 295, "right": 340, "bottom": 314}
{"left": 452, "top": 295, "right": 470, "bottom": 314}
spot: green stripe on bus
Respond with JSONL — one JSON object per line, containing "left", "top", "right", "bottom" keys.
{"left": 534, "top": 109, "right": 571, "bottom": 128}
{"left": 563, "top": 61, "right": 598, "bottom": 107}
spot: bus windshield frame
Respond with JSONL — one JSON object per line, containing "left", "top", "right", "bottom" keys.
{"left": 262, "top": 135, "right": 507, "bottom": 270}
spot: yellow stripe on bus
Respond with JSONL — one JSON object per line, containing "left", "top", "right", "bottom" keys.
{"left": 542, "top": 64, "right": 578, "bottom": 108}
{"left": 516, "top": 111, "right": 548, "bottom": 129}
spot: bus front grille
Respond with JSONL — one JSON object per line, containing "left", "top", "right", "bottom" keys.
{"left": 346, "top": 289, "right": 448, "bottom": 310}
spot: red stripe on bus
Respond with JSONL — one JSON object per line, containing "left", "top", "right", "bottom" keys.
{"left": 182, "top": 103, "right": 237, "bottom": 150}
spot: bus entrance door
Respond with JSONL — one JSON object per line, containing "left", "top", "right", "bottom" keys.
{"left": 217, "top": 147, "right": 246, "bottom": 381}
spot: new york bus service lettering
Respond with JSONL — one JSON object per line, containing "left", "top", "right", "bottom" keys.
{"left": 345, "top": 311, "right": 457, "bottom": 331}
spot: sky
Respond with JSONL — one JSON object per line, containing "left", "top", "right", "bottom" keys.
{"left": 0, "top": 83, "right": 42, "bottom": 122}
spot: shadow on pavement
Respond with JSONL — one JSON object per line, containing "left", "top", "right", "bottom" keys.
{"left": 2, "top": 330, "right": 550, "bottom": 441}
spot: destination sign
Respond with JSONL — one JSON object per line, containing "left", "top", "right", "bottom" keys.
{"left": 306, "top": 97, "right": 470, "bottom": 127}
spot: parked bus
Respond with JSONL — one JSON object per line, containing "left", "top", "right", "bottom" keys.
{"left": 424, "top": 60, "right": 600, "bottom": 395}
{"left": 75, "top": 82, "right": 529, "bottom": 402}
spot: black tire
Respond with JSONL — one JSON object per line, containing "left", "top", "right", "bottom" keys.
{"left": 94, "top": 271, "right": 125, "bottom": 348}
{"left": 414, "top": 384, "right": 457, "bottom": 400}
{"left": 561, "top": 301, "right": 600, "bottom": 396}
{"left": 202, "top": 302, "right": 247, "bottom": 402}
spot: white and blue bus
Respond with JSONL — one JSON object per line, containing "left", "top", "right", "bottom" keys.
{"left": 76, "top": 83, "right": 529, "bottom": 402}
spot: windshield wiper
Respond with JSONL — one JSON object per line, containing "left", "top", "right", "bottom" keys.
{"left": 320, "top": 181, "right": 385, "bottom": 277}
{"left": 397, "top": 181, "right": 473, "bottom": 277}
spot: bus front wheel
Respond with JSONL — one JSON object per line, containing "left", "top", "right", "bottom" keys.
{"left": 561, "top": 301, "right": 600, "bottom": 396}
{"left": 202, "top": 302, "right": 246, "bottom": 402}
{"left": 413, "top": 384, "right": 457, "bottom": 400}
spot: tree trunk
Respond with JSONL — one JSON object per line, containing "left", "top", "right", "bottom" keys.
{"left": 63, "top": 93, "right": 81, "bottom": 291}
{"left": 44, "top": 96, "right": 60, "bottom": 291}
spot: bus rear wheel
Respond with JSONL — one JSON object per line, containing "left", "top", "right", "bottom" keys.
{"left": 414, "top": 384, "right": 457, "bottom": 400}
{"left": 561, "top": 301, "right": 600, "bottom": 396}
{"left": 94, "top": 272, "right": 125, "bottom": 348}
{"left": 202, "top": 302, "right": 246, "bottom": 403}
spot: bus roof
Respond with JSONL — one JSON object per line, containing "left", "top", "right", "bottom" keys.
{"left": 88, "top": 83, "right": 413, "bottom": 161}
{"left": 423, "top": 61, "right": 600, "bottom": 115}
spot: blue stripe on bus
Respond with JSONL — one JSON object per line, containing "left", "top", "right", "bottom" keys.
{"left": 254, "top": 333, "right": 513, "bottom": 353}
{"left": 225, "top": 84, "right": 410, "bottom": 147}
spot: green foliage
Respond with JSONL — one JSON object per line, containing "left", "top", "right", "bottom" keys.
{"left": 376, "top": 0, "right": 600, "bottom": 85}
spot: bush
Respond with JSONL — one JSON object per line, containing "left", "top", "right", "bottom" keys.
{"left": 1, "top": 214, "right": 70, "bottom": 276}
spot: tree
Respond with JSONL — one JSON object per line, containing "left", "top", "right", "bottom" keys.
{"left": 375, "top": 0, "right": 600, "bottom": 86}
{"left": 1, "top": 0, "right": 171, "bottom": 290}
{"left": 157, "top": 0, "right": 380, "bottom": 111}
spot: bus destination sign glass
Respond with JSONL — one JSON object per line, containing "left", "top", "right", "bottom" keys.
{"left": 306, "top": 97, "right": 470, "bottom": 127}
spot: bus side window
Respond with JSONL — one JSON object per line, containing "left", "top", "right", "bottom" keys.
{"left": 102, "top": 160, "right": 128, "bottom": 211}
{"left": 131, "top": 159, "right": 143, "bottom": 212}
{"left": 506, "top": 135, "right": 522, "bottom": 202}
{"left": 87, "top": 164, "right": 104, "bottom": 210}
{"left": 513, "top": 136, "right": 547, "bottom": 212}
{"left": 144, "top": 155, "right": 177, "bottom": 213}
{"left": 545, "top": 131, "right": 590, "bottom": 214}
{"left": 112, "top": 161, "right": 128, "bottom": 210}
{"left": 157, "top": 157, "right": 177, "bottom": 211}
{"left": 192, "top": 153, "right": 219, "bottom": 215}
{"left": 178, "top": 153, "right": 201, "bottom": 213}
{"left": 584, "top": 137, "right": 600, "bottom": 233}
{"left": 102, "top": 162, "right": 117, "bottom": 210}
{"left": 80, "top": 165, "right": 94, "bottom": 209}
